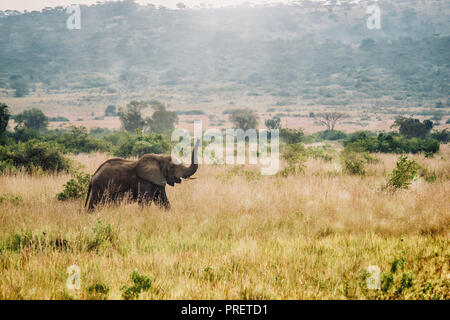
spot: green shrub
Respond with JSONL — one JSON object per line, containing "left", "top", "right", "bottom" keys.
{"left": 113, "top": 130, "right": 170, "bottom": 158}
{"left": 315, "top": 130, "right": 347, "bottom": 141}
{"left": 344, "top": 131, "right": 440, "bottom": 154}
{"left": 341, "top": 152, "right": 366, "bottom": 176}
{"left": 0, "top": 140, "right": 71, "bottom": 173}
{"left": 87, "top": 282, "right": 110, "bottom": 300}
{"left": 121, "top": 271, "right": 153, "bottom": 300}
{"left": 280, "top": 128, "right": 304, "bottom": 144}
{"left": 385, "top": 155, "right": 421, "bottom": 190}
{"left": 0, "top": 193, "right": 23, "bottom": 205}
{"left": 45, "top": 126, "right": 112, "bottom": 154}
{"left": 57, "top": 173, "right": 91, "bottom": 201}
{"left": 217, "top": 166, "right": 261, "bottom": 182}
{"left": 280, "top": 143, "right": 306, "bottom": 177}
{"left": 430, "top": 129, "right": 449, "bottom": 143}
{"left": 86, "top": 221, "right": 116, "bottom": 251}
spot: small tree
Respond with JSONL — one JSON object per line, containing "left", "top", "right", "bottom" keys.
{"left": 104, "top": 105, "right": 117, "bottom": 117}
{"left": 391, "top": 116, "right": 433, "bottom": 139}
{"left": 265, "top": 116, "right": 281, "bottom": 129}
{"left": 315, "top": 112, "right": 346, "bottom": 130}
{"left": 0, "top": 103, "right": 10, "bottom": 135}
{"left": 145, "top": 101, "right": 178, "bottom": 134}
{"left": 10, "top": 75, "right": 29, "bottom": 97}
{"left": 118, "top": 101, "right": 147, "bottom": 133}
{"left": 14, "top": 108, "right": 48, "bottom": 131}
{"left": 230, "top": 109, "right": 259, "bottom": 131}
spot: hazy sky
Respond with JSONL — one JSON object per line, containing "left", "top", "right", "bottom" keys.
{"left": 0, "top": 0, "right": 304, "bottom": 12}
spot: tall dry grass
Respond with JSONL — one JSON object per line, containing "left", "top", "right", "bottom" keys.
{"left": 0, "top": 147, "right": 448, "bottom": 299}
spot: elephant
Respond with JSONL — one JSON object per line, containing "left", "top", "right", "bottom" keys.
{"left": 85, "top": 140, "right": 199, "bottom": 211}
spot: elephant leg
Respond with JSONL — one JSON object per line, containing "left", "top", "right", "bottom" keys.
{"left": 88, "top": 188, "right": 99, "bottom": 211}
{"left": 154, "top": 187, "right": 170, "bottom": 210}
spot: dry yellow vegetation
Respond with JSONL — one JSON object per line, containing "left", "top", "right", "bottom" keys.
{"left": 0, "top": 147, "right": 449, "bottom": 299}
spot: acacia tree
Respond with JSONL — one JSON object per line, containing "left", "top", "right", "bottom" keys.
{"left": 230, "top": 109, "right": 259, "bottom": 131}
{"left": 315, "top": 112, "right": 346, "bottom": 130}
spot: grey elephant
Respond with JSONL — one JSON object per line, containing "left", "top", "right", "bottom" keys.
{"left": 85, "top": 140, "right": 199, "bottom": 211}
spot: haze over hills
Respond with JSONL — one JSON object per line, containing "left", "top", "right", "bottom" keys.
{"left": 0, "top": 0, "right": 449, "bottom": 113}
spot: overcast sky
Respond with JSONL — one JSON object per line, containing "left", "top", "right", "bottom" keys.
{"left": 0, "top": 0, "right": 308, "bottom": 12}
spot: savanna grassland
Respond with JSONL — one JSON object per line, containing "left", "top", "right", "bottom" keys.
{"left": 0, "top": 145, "right": 448, "bottom": 300}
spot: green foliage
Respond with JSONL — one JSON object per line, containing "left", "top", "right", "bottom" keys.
{"left": 104, "top": 105, "right": 117, "bottom": 117}
{"left": 341, "top": 152, "right": 366, "bottom": 176}
{"left": 0, "top": 140, "right": 71, "bottom": 173}
{"left": 176, "top": 110, "right": 204, "bottom": 115}
{"left": 265, "top": 116, "right": 281, "bottom": 129}
{"left": 113, "top": 130, "right": 170, "bottom": 158}
{"left": 45, "top": 126, "right": 112, "bottom": 154}
{"left": 121, "top": 271, "right": 153, "bottom": 300}
{"left": 86, "top": 221, "right": 116, "bottom": 252}
{"left": 48, "top": 116, "right": 69, "bottom": 122}
{"left": 280, "top": 143, "right": 306, "bottom": 177}
{"left": 304, "top": 145, "right": 334, "bottom": 162}
{"left": 87, "top": 282, "right": 110, "bottom": 300}
{"left": 10, "top": 75, "right": 29, "bottom": 97}
{"left": 391, "top": 116, "right": 433, "bottom": 138}
{"left": 57, "top": 173, "right": 91, "bottom": 201}
{"left": 0, "top": 102, "right": 10, "bottom": 135}
{"left": 344, "top": 131, "right": 440, "bottom": 154}
{"left": 385, "top": 155, "right": 421, "bottom": 191}
{"left": 280, "top": 128, "right": 304, "bottom": 144}
{"left": 314, "top": 130, "right": 347, "bottom": 141}
{"left": 118, "top": 100, "right": 147, "bottom": 133}
{"left": 230, "top": 109, "right": 259, "bottom": 131}
{"left": 217, "top": 166, "right": 261, "bottom": 183}
{"left": 430, "top": 129, "right": 449, "bottom": 143}
{"left": 14, "top": 108, "right": 49, "bottom": 132}
{"left": 145, "top": 101, "right": 178, "bottom": 134}
{"left": 0, "top": 193, "right": 23, "bottom": 205}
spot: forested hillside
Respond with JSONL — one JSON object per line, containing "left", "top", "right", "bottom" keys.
{"left": 0, "top": 0, "right": 449, "bottom": 107}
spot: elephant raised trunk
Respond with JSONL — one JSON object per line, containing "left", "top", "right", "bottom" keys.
{"left": 182, "top": 139, "right": 200, "bottom": 179}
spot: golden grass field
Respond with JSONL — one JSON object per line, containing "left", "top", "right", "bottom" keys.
{"left": 0, "top": 145, "right": 449, "bottom": 300}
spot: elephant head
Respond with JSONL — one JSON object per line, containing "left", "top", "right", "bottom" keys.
{"left": 136, "top": 140, "right": 199, "bottom": 186}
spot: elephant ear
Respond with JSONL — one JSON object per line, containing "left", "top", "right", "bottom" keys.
{"left": 136, "top": 155, "right": 167, "bottom": 186}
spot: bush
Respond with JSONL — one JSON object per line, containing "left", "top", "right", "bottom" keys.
{"left": 121, "top": 271, "right": 152, "bottom": 300}
{"left": 341, "top": 152, "right": 366, "bottom": 176}
{"left": 113, "top": 130, "right": 170, "bottom": 158}
{"left": 86, "top": 221, "right": 116, "bottom": 252}
{"left": 430, "top": 129, "right": 449, "bottom": 143}
{"left": 104, "top": 105, "right": 117, "bottom": 117}
{"left": 385, "top": 155, "right": 421, "bottom": 191}
{"left": 45, "top": 126, "right": 112, "bottom": 154}
{"left": 280, "top": 128, "right": 304, "bottom": 144}
{"left": 87, "top": 282, "right": 110, "bottom": 300}
{"left": 57, "top": 173, "right": 91, "bottom": 201}
{"left": 344, "top": 131, "right": 440, "bottom": 154}
{"left": 315, "top": 130, "right": 347, "bottom": 141}
{"left": 0, "top": 140, "right": 71, "bottom": 173}
{"left": 280, "top": 143, "right": 306, "bottom": 177}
